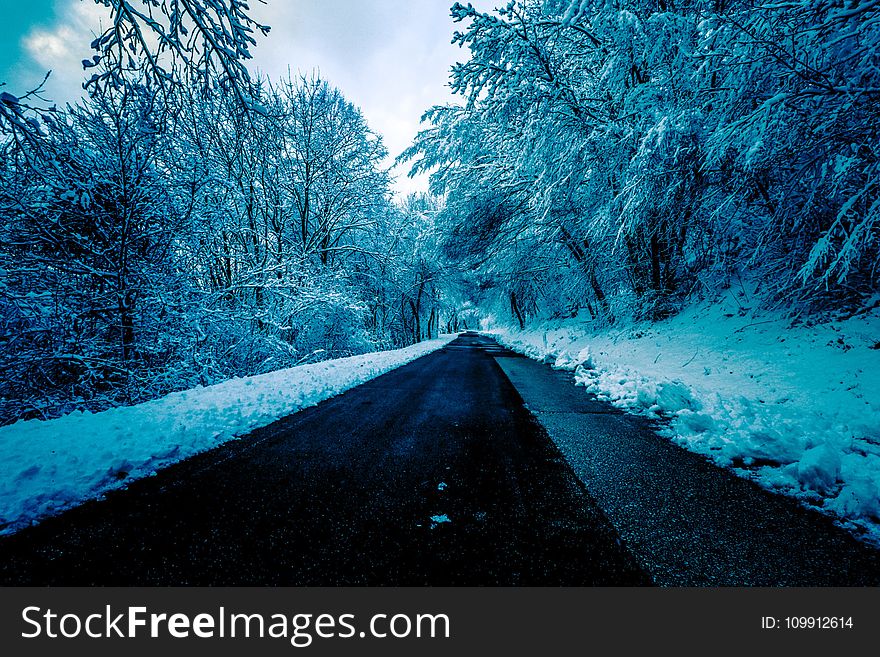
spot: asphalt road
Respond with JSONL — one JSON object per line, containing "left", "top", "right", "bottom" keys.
{"left": 0, "top": 333, "right": 648, "bottom": 585}
{"left": 2, "top": 333, "right": 878, "bottom": 586}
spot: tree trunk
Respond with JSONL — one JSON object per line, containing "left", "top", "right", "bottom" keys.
{"left": 427, "top": 307, "right": 436, "bottom": 339}
{"left": 650, "top": 232, "right": 662, "bottom": 292}
{"left": 119, "top": 289, "right": 135, "bottom": 366}
{"left": 510, "top": 291, "right": 525, "bottom": 330}
{"left": 409, "top": 299, "right": 421, "bottom": 342}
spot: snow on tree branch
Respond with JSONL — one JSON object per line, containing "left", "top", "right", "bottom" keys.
{"left": 86, "top": 0, "right": 271, "bottom": 107}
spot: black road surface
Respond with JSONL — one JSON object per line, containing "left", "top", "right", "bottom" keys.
{"left": 1, "top": 333, "right": 879, "bottom": 586}
{"left": 0, "top": 334, "right": 648, "bottom": 585}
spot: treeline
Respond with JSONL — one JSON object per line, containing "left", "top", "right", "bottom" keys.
{"left": 0, "top": 71, "right": 458, "bottom": 424}
{"left": 406, "top": 0, "right": 880, "bottom": 326}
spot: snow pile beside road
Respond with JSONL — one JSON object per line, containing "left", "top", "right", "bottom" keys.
{"left": 490, "top": 302, "right": 880, "bottom": 543}
{"left": 0, "top": 336, "right": 456, "bottom": 534}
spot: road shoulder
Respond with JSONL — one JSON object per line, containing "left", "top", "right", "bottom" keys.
{"left": 494, "top": 354, "right": 880, "bottom": 585}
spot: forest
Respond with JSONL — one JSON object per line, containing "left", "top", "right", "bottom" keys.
{"left": 1, "top": 0, "right": 878, "bottom": 426}
{"left": 406, "top": 0, "right": 880, "bottom": 327}
{"left": 0, "top": 2, "right": 471, "bottom": 423}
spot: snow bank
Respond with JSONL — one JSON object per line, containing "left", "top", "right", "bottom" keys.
{"left": 490, "top": 302, "right": 880, "bottom": 543}
{"left": 0, "top": 336, "right": 456, "bottom": 534}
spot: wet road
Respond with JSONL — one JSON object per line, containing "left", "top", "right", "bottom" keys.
{"left": 0, "top": 333, "right": 648, "bottom": 585}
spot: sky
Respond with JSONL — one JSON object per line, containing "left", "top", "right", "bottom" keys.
{"left": 0, "top": 0, "right": 475, "bottom": 196}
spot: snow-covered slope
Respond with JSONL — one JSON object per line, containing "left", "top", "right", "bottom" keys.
{"left": 490, "top": 302, "right": 880, "bottom": 544}
{"left": 0, "top": 336, "right": 456, "bottom": 535}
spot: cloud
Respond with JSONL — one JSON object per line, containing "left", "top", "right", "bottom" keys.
{"left": 18, "top": 0, "right": 105, "bottom": 103}
{"left": 22, "top": 26, "right": 78, "bottom": 68}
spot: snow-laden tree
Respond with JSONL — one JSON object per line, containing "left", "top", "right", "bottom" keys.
{"left": 0, "top": 80, "right": 191, "bottom": 419}
{"left": 0, "top": 0, "right": 484, "bottom": 426}
{"left": 405, "top": 1, "right": 625, "bottom": 323}
{"left": 167, "top": 74, "right": 400, "bottom": 375}
{"left": 86, "top": 0, "right": 269, "bottom": 102}
{"left": 1, "top": 0, "right": 269, "bottom": 148}
{"left": 406, "top": 0, "right": 880, "bottom": 327}
{"left": 355, "top": 194, "right": 448, "bottom": 346}
{"left": 1, "top": 57, "right": 468, "bottom": 425}
{"left": 273, "top": 75, "right": 390, "bottom": 266}
{"left": 698, "top": 0, "right": 880, "bottom": 301}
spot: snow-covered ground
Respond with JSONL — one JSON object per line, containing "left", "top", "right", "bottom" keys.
{"left": 489, "top": 299, "right": 880, "bottom": 544}
{"left": 0, "top": 336, "right": 456, "bottom": 535}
